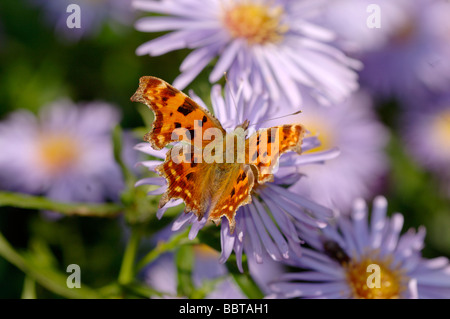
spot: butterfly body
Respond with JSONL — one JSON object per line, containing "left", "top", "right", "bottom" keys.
{"left": 131, "top": 76, "right": 305, "bottom": 232}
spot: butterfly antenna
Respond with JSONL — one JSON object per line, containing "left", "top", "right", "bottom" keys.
{"left": 224, "top": 72, "right": 242, "bottom": 122}
{"left": 249, "top": 110, "right": 303, "bottom": 127}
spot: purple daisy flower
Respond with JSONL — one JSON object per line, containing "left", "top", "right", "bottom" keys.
{"left": 358, "top": 0, "right": 450, "bottom": 100}
{"left": 0, "top": 99, "right": 126, "bottom": 203}
{"left": 285, "top": 90, "right": 389, "bottom": 212}
{"left": 144, "top": 245, "right": 246, "bottom": 298}
{"left": 318, "top": 0, "right": 409, "bottom": 53}
{"left": 133, "top": 0, "right": 361, "bottom": 107}
{"left": 268, "top": 196, "right": 450, "bottom": 299}
{"left": 31, "top": 0, "right": 133, "bottom": 41}
{"left": 135, "top": 81, "right": 337, "bottom": 271}
{"left": 401, "top": 94, "right": 450, "bottom": 193}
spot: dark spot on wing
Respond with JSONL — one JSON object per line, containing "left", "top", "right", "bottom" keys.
{"left": 161, "top": 86, "right": 178, "bottom": 97}
{"left": 178, "top": 106, "right": 192, "bottom": 116}
{"left": 177, "top": 98, "right": 196, "bottom": 116}
{"left": 175, "top": 122, "right": 182, "bottom": 128}
{"left": 237, "top": 172, "right": 246, "bottom": 183}
{"left": 283, "top": 125, "right": 291, "bottom": 136}
{"left": 144, "top": 77, "right": 162, "bottom": 89}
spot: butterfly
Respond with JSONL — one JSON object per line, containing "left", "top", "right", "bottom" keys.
{"left": 131, "top": 76, "right": 306, "bottom": 233}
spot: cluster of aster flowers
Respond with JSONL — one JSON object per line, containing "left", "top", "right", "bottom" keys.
{"left": 318, "top": 0, "right": 450, "bottom": 191}
{"left": 267, "top": 197, "right": 450, "bottom": 299}
{"left": 132, "top": 0, "right": 361, "bottom": 108}
{"left": 0, "top": 100, "right": 128, "bottom": 204}
{"left": 1, "top": 0, "right": 449, "bottom": 300}
{"left": 130, "top": 0, "right": 450, "bottom": 299}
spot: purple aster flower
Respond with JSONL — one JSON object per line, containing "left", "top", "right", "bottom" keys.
{"left": 401, "top": 94, "right": 450, "bottom": 194}
{"left": 133, "top": 0, "right": 361, "bottom": 107}
{"left": 144, "top": 245, "right": 246, "bottom": 298}
{"left": 135, "top": 81, "right": 337, "bottom": 271}
{"left": 0, "top": 99, "right": 126, "bottom": 203}
{"left": 357, "top": 0, "right": 450, "bottom": 100}
{"left": 286, "top": 90, "right": 389, "bottom": 212}
{"left": 31, "top": 0, "right": 133, "bottom": 41}
{"left": 318, "top": 0, "right": 409, "bottom": 53}
{"left": 268, "top": 196, "right": 450, "bottom": 299}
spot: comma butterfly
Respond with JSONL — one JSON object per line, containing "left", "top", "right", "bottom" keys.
{"left": 131, "top": 76, "right": 305, "bottom": 232}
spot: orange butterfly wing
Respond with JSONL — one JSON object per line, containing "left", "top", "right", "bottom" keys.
{"left": 246, "top": 124, "right": 306, "bottom": 184}
{"left": 156, "top": 145, "right": 214, "bottom": 219}
{"left": 130, "top": 76, "right": 226, "bottom": 150}
{"left": 207, "top": 164, "right": 255, "bottom": 230}
{"left": 156, "top": 145, "right": 254, "bottom": 232}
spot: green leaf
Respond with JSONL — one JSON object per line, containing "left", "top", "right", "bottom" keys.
{"left": 225, "top": 256, "right": 264, "bottom": 299}
{"left": 112, "top": 125, "right": 135, "bottom": 188}
{"left": 121, "top": 281, "right": 167, "bottom": 299}
{"left": 175, "top": 245, "right": 195, "bottom": 297}
{"left": 190, "top": 276, "right": 227, "bottom": 299}
{"left": 118, "top": 228, "right": 141, "bottom": 286}
{"left": 0, "top": 232, "right": 102, "bottom": 299}
{"left": 135, "top": 228, "right": 198, "bottom": 271}
{"left": 21, "top": 276, "right": 36, "bottom": 299}
{"left": 0, "top": 191, "right": 123, "bottom": 217}
{"left": 136, "top": 104, "right": 155, "bottom": 130}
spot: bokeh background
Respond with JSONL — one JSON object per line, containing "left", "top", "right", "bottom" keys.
{"left": 0, "top": 0, "right": 449, "bottom": 298}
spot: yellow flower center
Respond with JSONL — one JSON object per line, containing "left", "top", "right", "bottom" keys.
{"left": 223, "top": 2, "right": 288, "bottom": 45}
{"left": 302, "top": 117, "right": 335, "bottom": 154}
{"left": 37, "top": 133, "right": 80, "bottom": 175}
{"left": 431, "top": 109, "right": 450, "bottom": 154}
{"left": 345, "top": 255, "right": 406, "bottom": 299}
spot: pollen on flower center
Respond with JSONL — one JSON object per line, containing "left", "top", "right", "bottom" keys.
{"left": 345, "top": 255, "right": 406, "bottom": 299}
{"left": 431, "top": 109, "right": 450, "bottom": 154}
{"left": 302, "top": 118, "right": 335, "bottom": 154}
{"left": 37, "top": 134, "right": 80, "bottom": 174}
{"left": 223, "top": 3, "right": 288, "bottom": 45}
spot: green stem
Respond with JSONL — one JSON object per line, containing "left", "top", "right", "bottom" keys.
{"left": 0, "top": 232, "right": 101, "bottom": 298}
{"left": 135, "top": 229, "right": 197, "bottom": 272}
{"left": 118, "top": 228, "right": 141, "bottom": 285}
{"left": 225, "top": 257, "right": 264, "bottom": 299}
{"left": 21, "top": 276, "right": 36, "bottom": 299}
{"left": 121, "top": 282, "right": 166, "bottom": 299}
{"left": 0, "top": 191, "right": 123, "bottom": 217}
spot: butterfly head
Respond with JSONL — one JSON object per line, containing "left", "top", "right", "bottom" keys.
{"left": 231, "top": 119, "right": 250, "bottom": 139}
{"left": 236, "top": 119, "right": 250, "bottom": 131}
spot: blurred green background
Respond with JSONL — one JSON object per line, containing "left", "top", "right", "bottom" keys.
{"left": 0, "top": 0, "right": 449, "bottom": 298}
